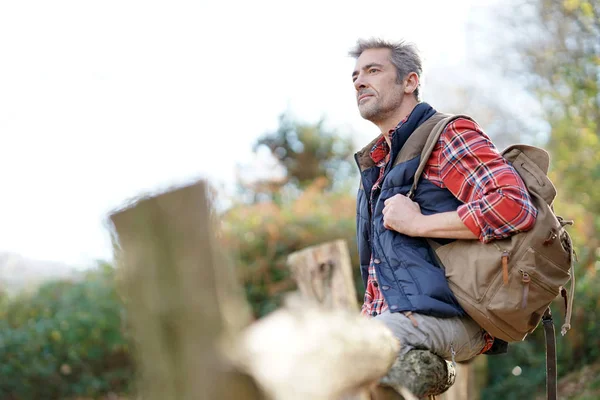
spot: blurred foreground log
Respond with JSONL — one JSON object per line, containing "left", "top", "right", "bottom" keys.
{"left": 235, "top": 295, "right": 400, "bottom": 400}
{"left": 110, "top": 182, "right": 262, "bottom": 400}
{"left": 288, "top": 241, "right": 455, "bottom": 400}
{"left": 109, "top": 181, "right": 399, "bottom": 400}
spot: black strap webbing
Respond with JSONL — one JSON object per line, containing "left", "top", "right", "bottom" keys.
{"left": 542, "top": 307, "right": 557, "bottom": 400}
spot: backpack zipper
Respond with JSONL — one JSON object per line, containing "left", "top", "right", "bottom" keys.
{"left": 493, "top": 243, "right": 511, "bottom": 285}
{"left": 501, "top": 250, "right": 510, "bottom": 285}
{"left": 519, "top": 268, "right": 563, "bottom": 311}
{"left": 520, "top": 270, "right": 531, "bottom": 309}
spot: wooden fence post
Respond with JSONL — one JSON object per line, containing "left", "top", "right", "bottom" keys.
{"left": 287, "top": 239, "right": 359, "bottom": 311}
{"left": 109, "top": 181, "right": 262, "bottom": 400}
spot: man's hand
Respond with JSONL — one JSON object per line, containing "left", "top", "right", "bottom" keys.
{"left": 382, "top": 194, "right": 422, "bottom": 236}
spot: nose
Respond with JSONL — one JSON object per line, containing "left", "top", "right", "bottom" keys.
{"left": 354, "top": 72, "right": 367, "bottom": 91}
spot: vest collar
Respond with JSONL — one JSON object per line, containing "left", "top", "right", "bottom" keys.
{"left": 354, "top": 102, "right": 436, "bottom": 171}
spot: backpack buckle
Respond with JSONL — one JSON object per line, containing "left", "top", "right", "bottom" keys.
{"left": 543, "top": 229, "right": 558, "bottom": 246}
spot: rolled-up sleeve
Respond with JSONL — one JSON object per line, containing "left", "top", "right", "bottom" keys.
{"left": 425, "top": 118, "right": 537, "bottom": 243}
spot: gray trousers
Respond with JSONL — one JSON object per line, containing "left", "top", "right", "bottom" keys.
{"left": 374, "top": 310, "right": 487, "bottom": 363}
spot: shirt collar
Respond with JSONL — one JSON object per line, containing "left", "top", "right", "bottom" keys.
{"left": 369, "top": 116, "right": 408, "bottom": 164}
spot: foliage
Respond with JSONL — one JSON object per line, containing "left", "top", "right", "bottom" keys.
{"left": 0, "top": 264, "right": 132, "bottom": 400}
{"left": 480, "top": 1, "right": 600, "bottom": 398}
{"left": 0, "top": 112, "right": 362, "bottom": 397}
{"left": 252, "top": 112, "right": 355, "bottom": 191}
{"left": 551, "top": 361, "right": 600, "bottom": 400}
{"left": 224, "top": 111, "right": 362, "bottom": 317}
{"left": 220, "top": 177, "right": 361, "bottom": 317}
{"left": 9, "top": 6, "right": 600, "bottom": 393}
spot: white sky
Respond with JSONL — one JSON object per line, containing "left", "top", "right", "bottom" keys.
{"left": 0, "top": 0, "right": 496, "bottom": 266}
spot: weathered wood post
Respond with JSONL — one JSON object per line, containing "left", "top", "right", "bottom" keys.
{"left": 109, "top": 181, "right": 263, "bottom": 400}
{"left": 287, "top": 239, "right": 359, "bottom": 312}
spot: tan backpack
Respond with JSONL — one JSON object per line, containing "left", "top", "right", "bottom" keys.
{"left": 407, "top": 115, "right": 575, "bottom": 343}
{"left": 394, "top": 113, "right": 574, "bottom": 400}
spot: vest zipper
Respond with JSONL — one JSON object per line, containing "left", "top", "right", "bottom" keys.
{"left": 354, "top": 153, "right": 372, "bottom": 221}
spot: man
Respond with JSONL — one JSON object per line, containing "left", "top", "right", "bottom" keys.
{"left": 350, "top": 38, "right": 537, "bottom": 388}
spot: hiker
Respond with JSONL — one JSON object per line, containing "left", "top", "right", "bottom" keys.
{"left": 350, "top": 38, "right": 538, "bottom": 367}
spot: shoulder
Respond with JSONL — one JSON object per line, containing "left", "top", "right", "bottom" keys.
{"left": 443, "top": 117, "right": 489, "bottom": 138}
{"left": 439, "top": 116, "right": 495, "bottom": 150}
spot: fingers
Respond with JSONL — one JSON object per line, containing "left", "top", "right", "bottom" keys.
{"left": 385, "top": 193, "right": 407, "bottom": 205}
{"left": 383, "top": 218, "right": 391, "bottom": 230}
{"left": 382, "top": 207, "right": 389, "bottom": 228}
{"left": 384, "top": 195, "right": 397, "bottom": 205}
{"left": 384, "top": 194, "right": 397, "bottom": 205}
{"left": 382, "top": 208, "right": 393, "bottom": 230}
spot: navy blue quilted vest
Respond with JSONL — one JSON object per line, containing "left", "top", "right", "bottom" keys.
{"left": 354, "top": 103, "right": 465, "bottom": 318}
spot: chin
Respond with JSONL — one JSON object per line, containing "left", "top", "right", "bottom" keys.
{"left": 359, "top": 108, "right": 378, "bottom": 121}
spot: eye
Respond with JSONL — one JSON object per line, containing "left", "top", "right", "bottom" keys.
{"left": 368, "top": 68, "right": 379, "bottom": 74}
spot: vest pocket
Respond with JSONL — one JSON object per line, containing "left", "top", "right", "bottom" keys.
{"left": 486, "top": 247, "right": 568, "bottom": 333}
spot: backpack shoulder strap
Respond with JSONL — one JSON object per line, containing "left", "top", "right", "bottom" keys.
{"left": 407, "top": 114, "right": 473, "bottom": 198}
{"left": 392, "top": 112, "right": 451, "bottom": 168}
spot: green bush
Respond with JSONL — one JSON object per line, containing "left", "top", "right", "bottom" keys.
{"left": 0, "top": 264, "right": 132, "bottom": 400}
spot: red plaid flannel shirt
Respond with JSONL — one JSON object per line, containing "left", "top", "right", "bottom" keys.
{"left": 360, "top": 117, "right": 538, "bottom": 354}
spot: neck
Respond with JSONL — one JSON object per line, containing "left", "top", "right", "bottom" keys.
{"left": 376, "top": 98, "right": 419, "bottom": 138}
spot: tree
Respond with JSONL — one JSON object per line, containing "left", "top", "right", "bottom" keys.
{"left": 251, "top": 112, "right": 355, "bottom": 192}
{"left": 469, "top": 1, "right": 600, "bottom": 398}
{"left": 224, "top": 112, "right": 361, "bottom": 316}
{"left": 481, "top": 0, "right": 600, "bottom": 210}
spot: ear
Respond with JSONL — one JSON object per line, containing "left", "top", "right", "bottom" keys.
{"left": 404, "top": 72, "right": 419, "bottom": 95}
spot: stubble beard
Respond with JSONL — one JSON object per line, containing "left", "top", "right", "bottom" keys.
{"left": 358, "top": 98, "right": 384, "bottom": 122}
{"left": 359, "top": 91, "right": 405, "bottom": 125}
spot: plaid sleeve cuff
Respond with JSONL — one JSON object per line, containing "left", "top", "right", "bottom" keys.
{"left": 457, "top": 203, "right": 485, "bottom": 242}
{"left": 457, "top": 192, "right": 538, "bottom": 244}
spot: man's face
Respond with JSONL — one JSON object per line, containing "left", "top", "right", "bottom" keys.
{"left": 352, "top": 48, "right": 405, "bottom": 123}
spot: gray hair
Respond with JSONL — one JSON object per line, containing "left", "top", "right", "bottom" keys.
{"left": 349, "top": 38, "right": 422, "bottom": 101}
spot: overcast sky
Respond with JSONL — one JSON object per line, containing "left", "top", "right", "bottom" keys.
{"left": 0, "top": 0, "right": 499, "bottom": 266}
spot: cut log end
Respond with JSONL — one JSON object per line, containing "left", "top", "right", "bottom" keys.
{"left": 232, "top": 301, "right": 400, "bottom": 400}
{"left": 380, "top": 350, "right": 456, "bottom": 398}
